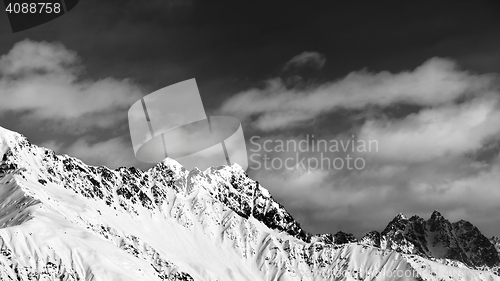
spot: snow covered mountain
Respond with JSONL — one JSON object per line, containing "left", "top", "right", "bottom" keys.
{"left": 360, "top": 212, "right": 500, "bottom": 273}
{"left": 0, "top": 125, "right": 499, "bottom": 280}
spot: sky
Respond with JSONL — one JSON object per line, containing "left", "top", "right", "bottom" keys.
{"left": 1, "top": 0, "right": 500, "bottom": 238}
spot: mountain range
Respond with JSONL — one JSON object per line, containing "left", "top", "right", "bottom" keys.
{"left": 0, "top": 126, "right": 499, "bottom": 280}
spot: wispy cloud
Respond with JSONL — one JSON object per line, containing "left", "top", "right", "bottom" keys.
{"left": 238, "top": 55, "right": 500, "bottom": 237}
{"left": 3, "top": 39, "right": 500, "bottom": 237}
{"left": 221, "top": 58, "right": 494, "bottom": 131}
{"left": 0, "top": 39, "right": 144, "bottom": 133}
{"left": 65, "top": 137, "right": 140, "bottom": 168}
{"left": 283, "top": 51, "right": 326, "bottom": 71}
{"left": 358, "top": 95, "right": 500, "bottom": 162}
{"left": 0, "top": 40, "right": 147, "bottom": 169}
{"left": 40, "top": 136, "right": 142, "bottom": 169}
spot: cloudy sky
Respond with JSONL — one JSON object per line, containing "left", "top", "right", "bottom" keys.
{"left": 1, "top": 0, "right": 500, "bottom": 238}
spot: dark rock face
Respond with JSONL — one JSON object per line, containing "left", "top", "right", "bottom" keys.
{"left": 425, "top": 211, "right": 471, "bottom": 264}
{"left": 361, "top": 231, "right": 381, "bottom": 247}
{"left": 452, "top": 220, "right": 500, "bottom": 267}
{"left": 311, "top": 231, "right": 357, "bottom": 245}
{"left": 492, "top": 236, "right": 500, "bottom": 254}
{"left": 361, "top": 210, "right": 500, "bottom": 271}
{"left": 252, "top": 183, "right": 310, "bottom": 242}
{"left": 332, "top": 231, "right": 357, "bottom": 245}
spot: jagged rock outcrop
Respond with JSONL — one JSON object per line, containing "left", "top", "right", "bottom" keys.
{"left": 360, "top": 210, "right": 500, "bottom": 275}
{"left": 492, "top": 236, "right": 500, "bottom": 256}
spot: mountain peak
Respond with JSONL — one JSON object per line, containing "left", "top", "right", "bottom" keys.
{"left": 428, "top": 210, "right": 449, "bottom": 232}
{"left": 430, "top": 209, "right": 443, "bottom": 219}
{"left": 0, "top": 125, "right": 15, "bottom": 137}
{"left": 158, "top": 157, "right": 187, "bottom": 175}
{"left": 0, "top": 126, "right": 27, "bottom": 154}
{"left": 396, "top": 212, "right": 407, "bottom": 220}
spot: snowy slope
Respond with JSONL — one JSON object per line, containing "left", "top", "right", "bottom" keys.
{"left": 0, "top": 126, "right": 499, "bottom": 281}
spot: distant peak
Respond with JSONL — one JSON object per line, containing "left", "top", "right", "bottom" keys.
{"left": 159, "top": 158, "right": 246, "bottom": 176}
{"left": 161, "top": 157, "right": 183, "bottom": 168}
{"left": 386, "top": 212, "right": 409, "bottom": 226}
{"left": 395, "top": 213, "right": 407, "bottom": 220}
{"left": 454, "top": 219, "right": 469, "bottom": 224}
{"left": 333, "top": 231, "right": 357, "bottom": 244}
{"left": 430, "top": 210, "right": 444, "bottom": 220}
{"left": 153, "top": 157, "right": 187, "bottom": 175}
{"left": 409, "top": 214, "right": 424, "bottom": 222}
{"left": 388, "top": 213, "right": 408, "bottom": 223}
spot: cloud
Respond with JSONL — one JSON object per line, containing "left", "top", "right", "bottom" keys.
{"left": 64, "top": 137, "right": 141, "bottom": 169}
{"left": 357, "top": 95, "right": 500, "bottom": 162}
{"left": 251, "top": 147, "right": 500, "bottom": 237}
{"left": 0, "top": 40, "right": 78, "bottom": 76}
{"left": 4, "top": 39, "right": 500, "bottom": 238}
{"left": 240, "top": 56, "right": 500, "bottom": 237}
{"left": 0, "top": 40, "right": 151, "bottom": 170}
{"left": 220, "top": 58, "right": 494, "bottom": 131}
{"left": 39, "top": 140, "right": 64, "bottom": 152}
{"left": 283, "top": 51, "right": 326, "bottom": 71}
{"left": 0, "top": 39, "right": 144, "bottom": 133}
{"left": 39, "top": 136, "right": 143, "bottom": 169}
